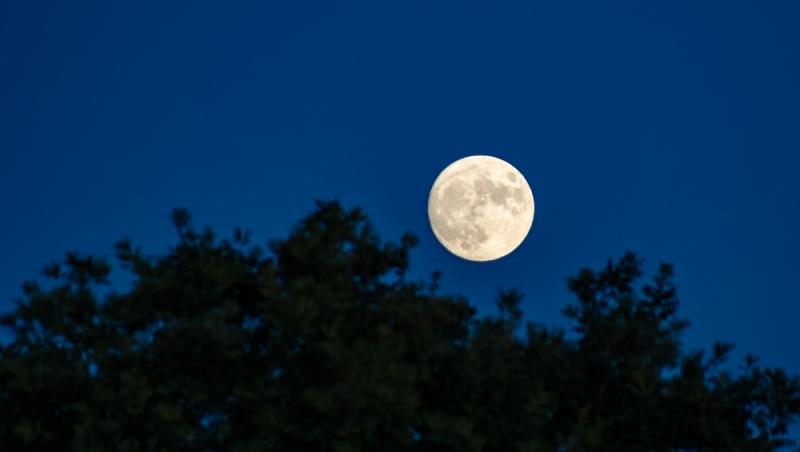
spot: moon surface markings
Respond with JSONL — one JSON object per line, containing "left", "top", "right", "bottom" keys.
{"left": 428, "top": 155, "right": 534, "bottom": 261}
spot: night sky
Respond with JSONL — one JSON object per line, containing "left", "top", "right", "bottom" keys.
{"left": 2, "top": 0, "right": 799, "bottom": 381}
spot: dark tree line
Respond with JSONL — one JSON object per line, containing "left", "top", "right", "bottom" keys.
{"left": 1, "top": 201, "right": 798, "bottom": 451}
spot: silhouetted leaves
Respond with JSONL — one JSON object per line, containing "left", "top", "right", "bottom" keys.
{"left": 0, "top": 202, "right": 798, "bottom": 451}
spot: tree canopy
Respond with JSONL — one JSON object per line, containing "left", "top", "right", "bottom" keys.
{"left": 1, "top": 201, "right": 798, "bottom": 451}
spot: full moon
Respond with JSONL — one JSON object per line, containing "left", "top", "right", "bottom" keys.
{"left": 428, "top": 155, "right": 534, "bottom": 261}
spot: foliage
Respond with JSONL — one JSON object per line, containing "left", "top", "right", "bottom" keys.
{"left": 1, "top": 201, "right": 798, "bottom": 451}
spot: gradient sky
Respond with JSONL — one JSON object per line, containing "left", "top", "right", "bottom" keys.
{"left": 2, "top": 1, "right": 799, "bottom": 379}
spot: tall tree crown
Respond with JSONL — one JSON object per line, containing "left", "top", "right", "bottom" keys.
{"left": 1, "top": 201, "right": 798, "bottom": 451}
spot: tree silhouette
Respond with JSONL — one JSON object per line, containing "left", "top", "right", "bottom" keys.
{"left": 1, "top": 201, "right": 798, "bottom": 451}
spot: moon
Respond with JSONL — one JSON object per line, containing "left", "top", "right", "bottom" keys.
{"left": 428, "top": 155, "right": 534, "bottom": 261}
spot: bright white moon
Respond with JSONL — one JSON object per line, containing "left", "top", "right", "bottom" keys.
{"left": 428, "top": 155, "right": 534, "bottom": 261}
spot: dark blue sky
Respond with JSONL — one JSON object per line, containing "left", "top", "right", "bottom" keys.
{"left": 2, "top": 1, "right": 799, "bottom": 376}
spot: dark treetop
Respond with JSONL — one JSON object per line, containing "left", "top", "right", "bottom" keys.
{"left": 1, "top": 202, "right": 798, "bottom": 451}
